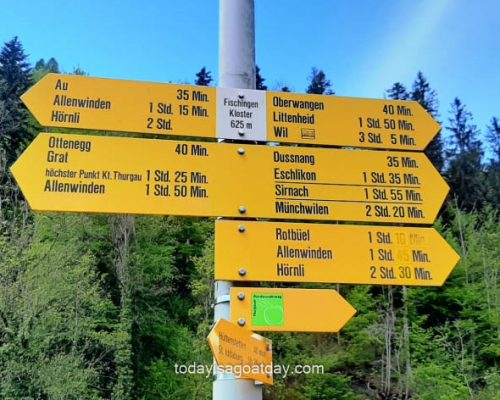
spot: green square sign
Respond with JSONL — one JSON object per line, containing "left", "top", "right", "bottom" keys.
{"left": 252, "top": 293, "right": 285, "bottom": 327}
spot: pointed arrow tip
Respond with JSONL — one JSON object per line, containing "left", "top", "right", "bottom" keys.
{"left": 20, "top": 74, "right": 55, "bottom": 124}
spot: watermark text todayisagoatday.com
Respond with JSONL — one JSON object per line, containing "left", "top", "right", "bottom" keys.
{"left": 174, "top": 363, "right": 324, "bottom": 379}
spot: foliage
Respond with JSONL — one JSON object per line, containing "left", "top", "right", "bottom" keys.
{"left": 386, "top": 82, "right": 409, "bottom": 100}
{"left": 0, "top": 37, "right": 32, "bottom": 99}
{"left": 256, "top": 65, "right": 267, "bottom": 90}
{"left": 0, "top": 37, "right": 33, "bottom": 165}
{"left": 0, "top": 214, "right": 118, "bottom": 399}
{"left": 306, "top": 67, "right": 334, "bottom": 95}
{"left": 487, "top": 117, "right": 500, "bottom": 162}
{"left": 0, "top": 37, "right": 498, "bottom": 399}
{"left": 412, "top": 363, "right": 470, "bottom": 400}
{"left": 445, "top": 98, "right": 485, "bottom": 211}
{"left": 410, "top": 72, "right": 444, "bottom": 172}
{"left": 32, "top": 57, "right": 60, "bottom": 81}
{"left": 194, "top": 67, "right": 213, "bottom": 86}
{"left": 485, "top": 118, "right": 500, "bottom": 208}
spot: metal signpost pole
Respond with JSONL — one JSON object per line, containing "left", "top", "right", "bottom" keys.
{"left": 213, "top": 0, "right": 261, "bottom": 399}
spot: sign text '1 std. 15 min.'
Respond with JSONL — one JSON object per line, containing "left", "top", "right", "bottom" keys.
{"left": 22, "top": 73, "right": 440, "bottom": 149}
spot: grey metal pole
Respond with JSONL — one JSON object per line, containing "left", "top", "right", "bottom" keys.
{"left": 213, "top": 0, "right": 261, "bottom": 399}
{"left": 219, "top": 0, "right": 256, "bottom": 89}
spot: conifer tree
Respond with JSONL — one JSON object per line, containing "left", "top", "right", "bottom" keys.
{"left": 410, "top": 72, "right": 438, "bottom": 116}
{"left": 445, "top": 98, "right": 484, "bottom": 210}
{"left": 486, "top": 117, "right": 500, "bottom": 163}
{"left": 194, "top": 66, "right": 212, "bottom": 86}
{"left": 45, "top": 57, "right": 59, "bottom": 73}
{"left": 485, "top": 117, "right": 500, "bottom": 207}
{"left": 306, "top": 67, "right": 334, "bottom": 95}
{"left": 72, "top": 66, "right": 87, "bottom": 76}
{"left": 33, "top": 57, "right": 60, "bottom": 81}
{"left": 0, "top": 37, "right": 32, "bottom": 98}
{"left": 447, "top": 98, "right": 482, "bottom": 154}
{"left": 255, "top": 65, "right": 267, "bottom": 90}
{"left": 386, "top": 82, "right": 409, "bottom": 100}
{"left": 34, "top": 59, "right": 45, "bottom": 70}
{"left": 0, "top": 37, "right": 32, "bottom": 164}
{"left": 410, "top": 72, "right": 443, "bottom": 171}
{"left": 34, "top": 57, "right": 59, "bottom": 74}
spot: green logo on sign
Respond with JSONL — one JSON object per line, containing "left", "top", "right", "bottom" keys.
{"left": 252, "top": 293, "right": 285, "bottom": 327}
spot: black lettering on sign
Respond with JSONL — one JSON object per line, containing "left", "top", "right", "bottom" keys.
{"left": 55, "top": 79, "right": 68, "bottom": 90}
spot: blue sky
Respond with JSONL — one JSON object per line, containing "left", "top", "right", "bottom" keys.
{"left": 1, "top": 0, "right": 499, "bottom": 150}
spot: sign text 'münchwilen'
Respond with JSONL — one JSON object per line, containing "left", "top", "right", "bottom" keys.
{"left": 12, "top": 133, "right": 448, "bottom": 224}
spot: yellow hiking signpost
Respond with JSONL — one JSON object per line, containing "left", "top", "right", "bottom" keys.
{"left": 22, "top": 73, "right": 440, "bottom": 150}
{"left": 14, "top": 6, "right": 459, "bottom": 398}
{"left": 11, "top": 133, "right": 448, "bottom": 224}
{"left": 207, "top": 319, "right": 273, "bottom": 385}
{"left": 230, "top": 288, "right": 356, "bottom": 333}
{"left": 266, "top": 91, "right": 440, "bottom": 149}
{"left": 21, "top": 73, "right": 217, "bottom": 139}
{"left": 215, "top": 220, "right": 460, "bottom": 286}
{"left": 14, "top": 70, "right": 458, "bottom": 399}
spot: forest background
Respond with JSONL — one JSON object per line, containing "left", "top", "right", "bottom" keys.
{"left": 0, "top": 37, "right": 498, "bottom": 399}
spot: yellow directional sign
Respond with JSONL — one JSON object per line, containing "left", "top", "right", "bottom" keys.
{"left": 215, "top": 220, "right": 460, "bottom": 286}
{"left": 22, "top": 74, "right": 439, "bottom": 150}
{"left": 22, "top": 73, "right": 216, "bottom": 138}
{"left": 266, "top": 92, "right": 440, "bottom": 150}
{"left": 207, "top": 319, "right": 273, "bottom": 385}
{"left": 11, "top": 133, "right": 448, "bottom": 224}
{"left": 230, "top": 288, "right": 356, "bottom": 333}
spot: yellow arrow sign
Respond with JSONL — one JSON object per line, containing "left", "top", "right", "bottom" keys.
{"left": 11, "top": 133, "right": 448, "bottom": 224}
{"left": 22, "top": 73, "right": 439, "bottom": 150}
{"left": 230, "top": 288, "right": 356, "bottom": 333}
{"left": 21, "top": 73, "right": 216, "bottom": 138}
{"left": 266, "top": 91, "right": 440, "bottom": 150}
{"left": 207, "top": 319, "right": 273, "bottom": 385}
{"left": 215, "top": 220, "right": 460, "bottom": 286}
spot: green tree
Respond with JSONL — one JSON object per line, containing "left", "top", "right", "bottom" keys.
{"left": 34, "top": 57, "right": 59, "bottom": 73}
{"left": 194, "top": 67, "right": 213, "bottom": 86}
{"left": 486, "top": 117, "right": 500, "bottom": 163}
{"left": 0, "top": 37, "right": 33, "bottom": 164}
{"left": 485, "top": 117, "right": 500, "bottom": 207}
{"left": 410, "top": 72, "right": 439, "bottom": 117}
{"left": 0, "top": 37, "right": 32, "bottom": 98}
{"left": 410, "top": 72, "right": 444, "bottom": 171}
{"left": 0, "top": 214, "right": 119, "bottom": 399}
{"left": 73, "top": 66, "right": 87, "bottom": 75}
{"left": 33, "top": 57, "right": 60, "bottom": 81}
{"left": 447, "top": 98, "right": 482, "bottom": 155}
{"left": 132, "top": 216, "right": 213, "bottom": 399}
{"left": 306, "top": 67, "right": 333, "bottom": 95}
{"left": 110, "top": 215, "right": 135, "bottom": 400}
{"left": 256, "top": 65, "right": 267, "bottom": 90}
{"left": 386, "top": 82, "right": 409, "bottom": 100}
{"left": 445, "top": 98, "right": 485, "bottom": 210}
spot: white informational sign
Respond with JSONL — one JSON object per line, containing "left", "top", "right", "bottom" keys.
{"left": 216, "top": 87, "right": 267, "bottom": 141}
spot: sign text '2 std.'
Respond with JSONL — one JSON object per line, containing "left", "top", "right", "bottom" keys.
{"left": 215, "top": 220, "right": 460, "bottom": 286}
{"left": 22, "top": 73, "right": 440, "bottom": 150}
{"left": 22, "top": 74, "right": 217, "bottom": 139}
{"left": 11, "top": 133, "right": 448, "bottom": 224}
